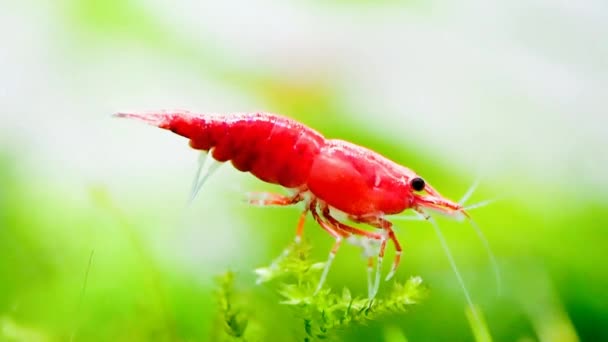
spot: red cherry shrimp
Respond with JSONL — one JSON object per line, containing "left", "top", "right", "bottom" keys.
{"left": 114, "top": 110, "right": 500, "bottom": 310}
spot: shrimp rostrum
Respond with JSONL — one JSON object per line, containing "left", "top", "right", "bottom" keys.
{"left": 115, "top": 111, "right": 497, "bottom": 299}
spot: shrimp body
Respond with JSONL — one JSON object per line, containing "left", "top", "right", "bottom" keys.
{"left": 116, "top": 110, "right": 466, "bottom": 296}
{"left": 117, "top": 111, "right": 422, "bottom": 216}
{"left": 308, "top": 139, "right": 416, "bottom": 216}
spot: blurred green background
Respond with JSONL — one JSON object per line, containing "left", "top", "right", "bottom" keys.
{"left": 1, "top": 0, "right": 607, "bottom": 341}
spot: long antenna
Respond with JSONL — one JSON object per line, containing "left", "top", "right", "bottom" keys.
{"left": 70, "top": 249, "right": 95, "bottom": 342}
{"left": 467, "top": 216, "right": 502, "bottom": 296}
{"left": 423, "top": 212, "right": 482, "bottom": 330}
{"left": 464, "top": 199, "right": 496, "bottom": 211}
{"left": 457, "top": 179, "right": 502, "bottom": 295}
{"left": 459, "top": 179, "right": 480, "bottom": 205}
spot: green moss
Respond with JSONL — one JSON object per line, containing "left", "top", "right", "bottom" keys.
{"left": 215, "top": 242, "right": 427, "bottom": 342}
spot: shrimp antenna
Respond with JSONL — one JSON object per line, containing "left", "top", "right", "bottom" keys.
{"left": 70, "top": 249, "right": 95, "bottom": 342}
{"left": 188, "top": 150, "right": 220, "bottom": 205}
{"left": 466, "top": 216, "right": 502, "bottom": 296}
{"left": 458, "top": 178, "right": 501, "bottom": 211}
{"left": 464, "top": 198, "right": 496, "bottom": 211}
{"left": 458, "top": 179, "right": 502, "bottom": 294}
{"left": 458, "top": 178, "right": 480, "bottom": 205}
{"left": 420, "top": 211, "right": 482, "bottom": 330}
{"left": 391, "top": 214, "right": 424, "bottom": 221}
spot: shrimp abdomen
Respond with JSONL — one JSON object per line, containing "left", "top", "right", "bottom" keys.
{"left": 116, "top": 111, "right": 326, "bottom": 188}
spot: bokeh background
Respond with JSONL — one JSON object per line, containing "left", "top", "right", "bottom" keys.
{"left": 1, "top": 0, "right": 607, "bottom": 341}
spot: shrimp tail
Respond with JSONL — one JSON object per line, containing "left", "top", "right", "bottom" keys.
{"left": 113, "top": 111, "right": 180, "bottom": 128}
{"left": 113, "top": 110, "right": 210, "bottom": 149}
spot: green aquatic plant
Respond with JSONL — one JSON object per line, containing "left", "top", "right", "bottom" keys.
{"left": 213, "top": 272, "right": 258, "bottom": 342}
{"left": 214, "top": 241, "right": 427, "bottom": 342}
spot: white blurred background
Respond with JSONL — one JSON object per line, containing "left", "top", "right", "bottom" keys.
{"left": 1, "top": 0, "right": 606, "bottom": 193}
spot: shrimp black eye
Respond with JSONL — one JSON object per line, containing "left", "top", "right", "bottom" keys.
{"left": 410, "top": 177, "right": 425, "bottom": 191}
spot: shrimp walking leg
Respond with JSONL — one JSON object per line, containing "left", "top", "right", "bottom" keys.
{"left": 323, "top": 209, "right": 383, "bottom": 240}
{"left": 367, "top": 257, "right": 374, "bottom": 298}
{"left": 354, "top": 216, "right": 403, "bottom": 280}
{"left": 248, "top": 193, "right": 307, "bottom": 280}
{"left": 255, "top": 210, "right": 308, "bottom": 284}
{"left": 352, "top": 216, "right": 402, "bottom": 297}
{"left": 245, "top": 192, "right": 306, "bottom": 241}
{"left": 310, "top": 201, "right": 348, "bottom": 293}
{"left": 265, "top": 208, "right": 308, "bottom": 274}
{"left": 321, "top": 208, "right": 383, "bottom": 298}
{"left": 245, "top": 192, "right": 303, "bottom": 207}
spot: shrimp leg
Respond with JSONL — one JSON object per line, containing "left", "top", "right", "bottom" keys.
{"left": 245, "top": 192, "right": 306, "bottom": 241}
{"left": 245, "top": 192, "right": 303, "bottom": 206}
{"left": 352, "top": 216, "right": 402, "bottom": 297}
{"left": 322, "top": 208, "right": 383, "bottom": 298}
{"left": 309, "top": 200, "right": 349, "bottom": 293}
{"left": 249, "top": 192, "right": 308, "bottom": 283}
